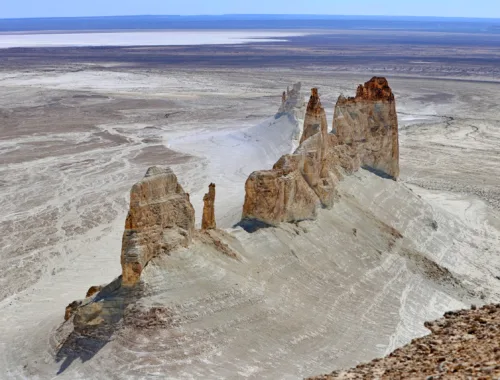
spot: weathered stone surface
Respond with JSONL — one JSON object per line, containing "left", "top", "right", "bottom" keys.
{"left": 201, "top": 183, "right": 216, "bottom": 230}
{"left": 277, "top": 82, "right": 302, "bottom": 115}
{"left": 300, "top": 88, "right": 328, "bottom": 144}
{"left": 309, "top": 304, "right": 500, "bottom": 380}
{"left": 242, "top": 130, "right": 359, "bottom": 225}
{"left": 242, "top": 80, "right": 400, "bottom": 226}
{"left": 121, "top": 166, "right": 195, "bottom": 286}
{"left": 333, "top": 77, "right": 399, "bottom": 179}
{"left": 64, "top": 300, "right": 82, "bottom": 321}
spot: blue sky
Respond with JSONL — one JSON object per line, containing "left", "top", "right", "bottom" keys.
{"left": 2, "top": 0, "right": 499, "bottom": 19}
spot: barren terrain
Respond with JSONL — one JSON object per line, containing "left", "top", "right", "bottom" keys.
{"left": 1, "top": 28, "right": 500, "bottom": 379}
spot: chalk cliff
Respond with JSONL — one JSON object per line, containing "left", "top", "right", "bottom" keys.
{"left": 333, "top": 77, "right": 399, "bottom": 179}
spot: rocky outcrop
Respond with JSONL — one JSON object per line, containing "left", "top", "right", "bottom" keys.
{"left": 309, "top": 304, "right": 500, "bottom": 380}
{"left": 300, "top": 88, "right": 328, "bottom": 144}
{"left": 277, "top": 82, "right": 302, "bottom": 115}
{"left": 121, "top": 166, "right": 195, "bottom": 286}
{"left": 242, "top": 123, "right": 360, "bottom": 226}
{"left": 243, "top": 78, "right": 399, "bottom": 226}
{"left": 201, "top": 183, "right": 216, "bottom": 230}
{"left": 333, "top": 77, "right": 399, "bottom": 179}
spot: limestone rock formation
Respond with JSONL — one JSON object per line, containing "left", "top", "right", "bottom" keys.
{"left": 201, "top": 183, "right": 216, "bottom": 230}
{"left": 309, "top": 304, "right": 500, "bottom": 379}
{"left": 277, "top": 82, "right": 302, "bottom": 115}
{"left": 242, "top": 79, "right": 399, "bottom": 226}
{"left": 333, "top": 77, "right": 399, "bottom": 179}
{"left": 300, "top": 88, "right": 328, "bottom": 144}
{"left": 121, "top": 166, "right": 195, "bottom": 286}
{"left": 242, "top": 129, "right": 360, "bottom": 226}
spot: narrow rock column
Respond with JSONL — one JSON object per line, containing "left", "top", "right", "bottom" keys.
{"left": 202, "top": 183, "right": 216, "bottom": 230}
{"left": 300, "top": 88, "right": 328, "bottom": 144}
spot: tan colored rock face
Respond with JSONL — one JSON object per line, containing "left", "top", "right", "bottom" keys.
{"left": 243, "top": 79, "right": 399, "bottom": 227}
{"left": 121, "top": 166, "right": 195, "bottom": 286}
{"left": 242, "top": 130, "right": 360, "bottom": 225}
{"left": 201, "top": 183, "right": 216, "bottom": 230}
{"left": 333, "top": 77, "right": 399, "bottom": 179}
{"left": 300, "top": 88, "right": 328, "bottom": 144}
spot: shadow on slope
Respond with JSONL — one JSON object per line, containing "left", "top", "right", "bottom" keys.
{"left": 235, "top": 218, "right": 275, "bottom": 233}
{"left": 55, "top": 278, "right": 144, "bottom": 374}
{"left": 362, "top": 165, "right": 397, "bottom": 180}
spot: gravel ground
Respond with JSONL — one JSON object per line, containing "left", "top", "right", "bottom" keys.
{"left": 309, "top": 304, "right": 500, "bottom": 380}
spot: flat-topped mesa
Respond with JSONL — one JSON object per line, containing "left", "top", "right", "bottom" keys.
{"left": 333, "top": 77, "right": 399, "bottom": 179}
{"left": 300, "top": 88, "right": 328, "bottom": 144}
{"left": 201, "top": 183, "right": 216, "bottom": 230}
{"left": 277, "top": 82, "right": 302, "bottom": 115}
{"left": 121, "top": 166, "right": 195, "bottom": 286}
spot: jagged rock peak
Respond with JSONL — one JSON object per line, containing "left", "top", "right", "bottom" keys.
{"left": 300, "top": 88, "right": 328, "bottom": 144}
{"left": 202, "top": 183, "right": 216, "bottom": 230}
{"left": 278, "top": 82, "right": 302, "bottom": 115}
{"left": 333, "top": 77, "right": 399, "bottom": 179}
{"left": 307, "top": 88, "right": 322, "bottom": 114}
{"left": 121, "top": 166, "right": 195, "bottom": 286}
{"left": 340, "top": 76, "right": 394, "bottom": 103}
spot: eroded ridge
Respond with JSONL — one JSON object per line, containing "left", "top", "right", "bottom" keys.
{"left": 278, "top": 82, "right": 302, "bottom": 115}
{"left": 333, "top": 76, "right": 399, "bottom": 179}
{"left": 121, "top": 166, "right": 195, "bottom": 286}
{"left": 242, "top": 77, "right": 399, "bottom": 226}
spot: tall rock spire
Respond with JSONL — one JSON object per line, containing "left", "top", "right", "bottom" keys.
{"left": 202, "top": 183, "right": 216, "bottom": 230}
{"left": 300, "top": 88, "right": 328, "bottom": 144}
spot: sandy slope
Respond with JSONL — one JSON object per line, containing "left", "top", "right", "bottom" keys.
{"left": 44, "top": 170, "right": 500, "bottom": 380}
{"left": 168, "top": 113, "right": 302, "bottom": 227}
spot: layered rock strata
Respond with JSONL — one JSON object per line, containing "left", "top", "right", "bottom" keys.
{"left": 201, "top": 183, "right": 216, "bottom": 230}
{"left": 333, "top": 77, "right": 399, "bottom": 179}
{"left": 300, "top": 88, "right": 328, "bottom": 144}
{"left": 309, "top": 304, "right": 500, "bottom": 380}
{"left": 121, "top": 166, "right": 195, "bottom": 286}
{"left": 242, "top": 77, "right": 399, "bottom": 226}
{"left": 242, "top": 126, "right": 359, "bottom": 226}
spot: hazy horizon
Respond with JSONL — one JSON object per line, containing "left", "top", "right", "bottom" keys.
{"left": 2, "top": 0, "right": 500, "bottom": 19}
{"left": 1, "top": 14, "right": 500, "bottom": 21}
